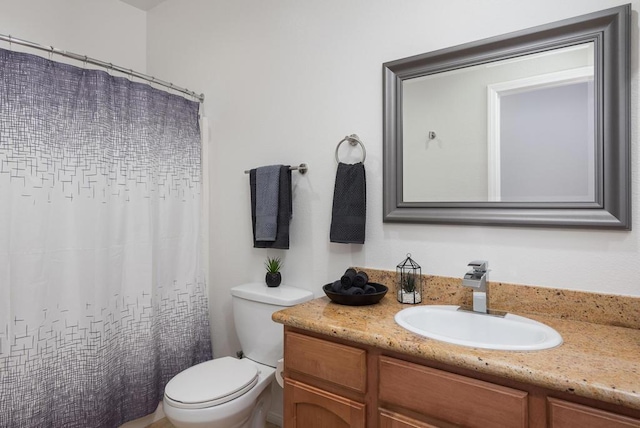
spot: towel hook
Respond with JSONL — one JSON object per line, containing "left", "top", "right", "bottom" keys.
{"left": 335, "top": 134, "right": 366, "bottom": 164}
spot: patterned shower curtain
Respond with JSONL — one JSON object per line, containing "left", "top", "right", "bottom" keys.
{"left": 0, "top": 48, "right": 212, "bottom": 427}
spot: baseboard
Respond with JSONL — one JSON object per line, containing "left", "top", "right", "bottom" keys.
{"left": 267, "top": 410, "right": 283, "bottom": 427}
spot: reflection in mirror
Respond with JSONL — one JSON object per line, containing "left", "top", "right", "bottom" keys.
{"left": 403, "top": 43, "right": 595, "bottom": 203}
{"left": 383, "top": 4, "right": 630, "bottom": 228}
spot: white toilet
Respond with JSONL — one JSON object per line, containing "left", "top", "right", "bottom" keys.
{"left": 163, "top": 283, "right": 314, "bottom": 428}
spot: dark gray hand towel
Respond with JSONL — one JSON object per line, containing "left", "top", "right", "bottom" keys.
{"left": 330, "top": 162, "right": 366, "bottom": 244}
{"left": 250, "top": 165, "right": 292, "bottom": 249}
{"left": 353, "top": 271, "right": 369, "bottom": 288}
{"left": 364, "top": 284, "right": 377, "bottom": 294}
{"left": 343, "top": 286, "right": 364, "bottom": 295}
{"left": 255, "top": 165, "right": 281, "bottom": 241}
{"left": 340, "top": 268, "right": 357, "bottom": 288}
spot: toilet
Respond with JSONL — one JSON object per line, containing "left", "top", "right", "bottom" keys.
{"left": 163, "top": 282, "right": 314, "bottom": 428}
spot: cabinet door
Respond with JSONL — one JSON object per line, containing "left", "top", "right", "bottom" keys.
{"left": 548, "top": 398, "right": 640, "bottom": 428}
{"left": 284, "top": 378, "right": 366, "bottom": 428}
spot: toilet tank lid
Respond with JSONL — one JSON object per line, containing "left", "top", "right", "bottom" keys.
{"left": 231, "top": 283, "right": 314, "bottom": 306}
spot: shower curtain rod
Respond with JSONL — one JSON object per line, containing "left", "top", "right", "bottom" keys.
{"left": 0, "top": 33, "right": 205, "bottom": 102}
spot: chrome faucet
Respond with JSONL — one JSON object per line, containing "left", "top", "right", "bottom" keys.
{"left": 462, "top": 260, "right": 489, "bottom": 313}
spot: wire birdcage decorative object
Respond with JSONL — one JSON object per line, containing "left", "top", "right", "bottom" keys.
{"left": 396, "top": 253, "right": 422, "bottom": 304}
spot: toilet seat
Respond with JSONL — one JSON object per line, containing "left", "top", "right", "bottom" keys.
{"left": 164, "top": 357, "right": 259, "bottom": 409}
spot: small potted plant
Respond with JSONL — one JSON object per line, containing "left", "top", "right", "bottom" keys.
{"left": 398, "top": 273, "right": 422, "bottom": 303}
{"left": 396, "top": 254, "right": 422, "bottom": 304}
{"left": 264, "top": 256, "right": 283, "bottom": 287}
{"left": 403, "top": 274, "right": 416, "bottom": 293}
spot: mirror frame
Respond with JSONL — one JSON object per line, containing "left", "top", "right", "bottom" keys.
{"left": 383, "top": 4, "right": 630, "bottom": 229}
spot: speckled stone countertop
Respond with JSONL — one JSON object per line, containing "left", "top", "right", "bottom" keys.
{"left": 273, "top": 282, "right": 640, "bottom": 411}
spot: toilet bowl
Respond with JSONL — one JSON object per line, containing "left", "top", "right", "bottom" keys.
{"left": 163, "top": 283, "right": 314, "bottom": 428}
{"left": 164, "top": 357, "right": 275, "bottom": 428}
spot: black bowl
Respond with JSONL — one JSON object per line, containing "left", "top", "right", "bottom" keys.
{"left": 322, "top": 282, "right": 388, "bottom": 306}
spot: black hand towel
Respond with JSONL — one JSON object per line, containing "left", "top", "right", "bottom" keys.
{"left": 343, "top": 286, "right": 364, "bottom": 295}
{"left": 330, "top": 162, "right": 366, "bottom": 244}
{"left": 331, "top": 280, "right": 343, "bottom": 293}
{"left": 363, "top": 284, "right": 376, "bottom": 294}
{"left": 340, "top": 268, "right": 357, "bottom": 288}
{"left": 353, "top": 271, "right": 369, "bottom": 288}
{"left": 250, "top": 165, "right": 292, "bottom": 249}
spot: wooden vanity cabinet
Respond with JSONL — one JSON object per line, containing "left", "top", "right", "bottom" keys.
{"left": 283, "top": 327, "right": 640, "bottom": 428}
{"left": 379, "top": 356, "right": 528, "bottom": 428}
{"left": 284, "top": 330, "right": 368, "bottom": 427}
{"left": 285, "top": 379, "right": 365, "bottom": 428}
{"left": 378, "top": 409, "right": 440, "bottom": 428}
{"left": 548, "top": 398, "right": 640, "bottom": 428}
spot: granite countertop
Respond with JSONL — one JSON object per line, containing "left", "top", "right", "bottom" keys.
{"left": 273, "top": 294, "right": 640, "bottom": 410}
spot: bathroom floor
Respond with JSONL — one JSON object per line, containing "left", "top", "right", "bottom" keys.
{"left": 147, "top": 418, "right": 279, "bottom": 428}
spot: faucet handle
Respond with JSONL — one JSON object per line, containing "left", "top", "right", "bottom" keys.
{"left": 467, "top": 260, "right": 488, "bottom": 272}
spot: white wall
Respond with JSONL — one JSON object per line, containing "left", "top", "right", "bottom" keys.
{"left": 0, "top": 0, "right": 146, "bottom": 72}
{"left": 146, "top": 0, "right": 640, "bottom": 361}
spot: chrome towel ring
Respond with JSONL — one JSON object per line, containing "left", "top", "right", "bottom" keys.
{"left": 335, "top": 134, "right": 366, "bottom": 164}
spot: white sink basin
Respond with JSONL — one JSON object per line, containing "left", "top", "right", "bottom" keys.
{"left": 395, "top": 305, "right": 562, "bottom": 351}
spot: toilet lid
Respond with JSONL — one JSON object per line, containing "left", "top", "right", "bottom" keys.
{"left": 164, "top": 357, "right": 259, "bottom": 409}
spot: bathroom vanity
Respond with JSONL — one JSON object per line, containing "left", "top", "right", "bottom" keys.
{"left": 273, "top": 280, "right": 640, "bottom": 428}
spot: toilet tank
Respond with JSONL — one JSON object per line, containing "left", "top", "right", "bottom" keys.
{"left": 230, "top": 283, "right": 314, "bottom": 367}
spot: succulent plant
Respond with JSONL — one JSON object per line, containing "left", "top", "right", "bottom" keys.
{"left": 402, "top": 274, "right": 416, "bottom": 292}
{"left": 264, "top": 257, "right": 283, "bottom": 273}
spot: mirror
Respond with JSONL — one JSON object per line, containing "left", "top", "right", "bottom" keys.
{"left": 383, "top": 5, "right": 630, "bottom": 228}
{"left": 403, "top": 42, "right": 595, "bottom": 203}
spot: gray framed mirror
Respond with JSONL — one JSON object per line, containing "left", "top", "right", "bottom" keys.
{"left": 383, "top": 4, "right": 630, "bottom": 229}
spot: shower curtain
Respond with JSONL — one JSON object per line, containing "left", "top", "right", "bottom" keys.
{"left": 0, "top": 48, "right": 212, "bottom": 427}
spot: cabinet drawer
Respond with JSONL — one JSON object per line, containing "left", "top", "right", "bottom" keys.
{"left": 379, "top": 409, "right": 440, "bottom": 428}
{"left": 285, "top": 331, "right": 367, "bottom": 393}
{"left": 379, "top": 356, "right": 528, "bottom": 428}
{"left": 548, "top": 398, "right": 640, "bottom": 427}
